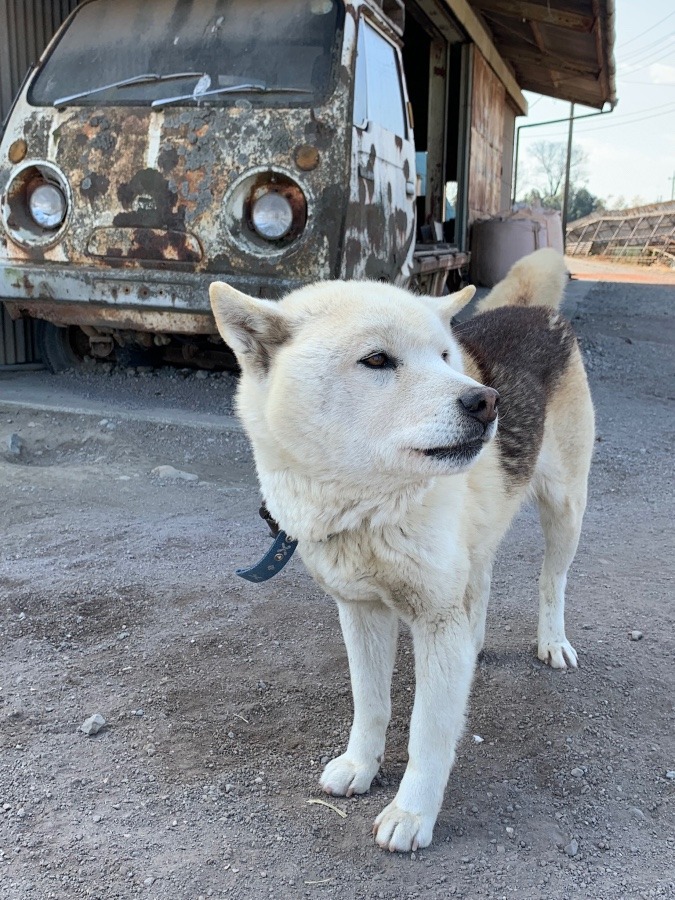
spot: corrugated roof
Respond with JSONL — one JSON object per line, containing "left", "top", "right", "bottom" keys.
{"left": 471, "top": 0, "right": 617, "bottom": 110}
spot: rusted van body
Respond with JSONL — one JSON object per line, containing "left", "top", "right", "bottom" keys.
{"left": 0, "top": 0, "right": 469, "bottom": 367}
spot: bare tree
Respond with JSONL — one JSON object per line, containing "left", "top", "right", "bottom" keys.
{"left": 527, "top": 140, "right": 588, "bottom": 204}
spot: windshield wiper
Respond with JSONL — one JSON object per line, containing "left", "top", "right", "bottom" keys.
{"left": 53, "top": 72, "right": 208, "bottom": 107}
{"left": 151, "top": 81, "right": 311, "bottom": 109}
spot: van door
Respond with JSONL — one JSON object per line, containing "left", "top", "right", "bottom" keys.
{"left": 342, "top": 17, "right": 415, "bottom": 282}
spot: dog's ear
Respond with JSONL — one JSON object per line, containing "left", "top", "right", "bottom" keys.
{"left": 433, "top": 285, "right": 476, "bottom": 324}
{"left": 209, "top": 281, "right": 291, "bottom": 374}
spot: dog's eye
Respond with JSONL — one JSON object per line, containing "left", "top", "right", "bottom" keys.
{"left": 360, "top": 352, "right": 396, "bottom": 370}
{"left": 442, "top": 351, "right": 449, "bottom": 362}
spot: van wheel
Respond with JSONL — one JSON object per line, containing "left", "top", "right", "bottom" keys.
{"left": 36, "top": 320, "right": 90, "bottom": 372}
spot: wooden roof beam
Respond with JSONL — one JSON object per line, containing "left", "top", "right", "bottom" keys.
{"left": 530, "top": 20, "right": 546, "bottom": 53}
{"left": 441, "top": 0, "right": 528, "bottom": 113}
{"left": 500, "top": 43, "right": 600, "bottom": 77}
{"left": 592, "top": 0, "right": 613, "bottom": 107}
{"left": 472, "top": 0, "right": 594, "bottom": 32}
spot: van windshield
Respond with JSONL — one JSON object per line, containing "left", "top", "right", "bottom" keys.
{"left": 29, "top": 0, "right": 343, "bottom": 107}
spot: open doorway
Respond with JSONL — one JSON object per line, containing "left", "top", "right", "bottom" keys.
{"left": 401, "top": 6, "right": 468, "bottom": 249}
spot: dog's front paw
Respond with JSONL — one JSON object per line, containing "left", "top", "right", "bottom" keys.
{"left": 319, "top": 754, "right": 379, "bottom": 797}
{"left": 538, "top": 638, "right": 578, "bottom": 669}
{"left": 373, "top": 799, "right": 435, "bottom": 852}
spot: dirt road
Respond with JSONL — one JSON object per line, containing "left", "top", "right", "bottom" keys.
{"left": 1, "top": 278, "right": 673, "bottom": 900}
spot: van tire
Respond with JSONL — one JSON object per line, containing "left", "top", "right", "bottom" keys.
{"left": 36, "top": 320, "right": 89, "bottom": 372}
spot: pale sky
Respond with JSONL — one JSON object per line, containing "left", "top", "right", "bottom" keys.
{"left": 515, "top": 0, "right": 675, "bottom": 207}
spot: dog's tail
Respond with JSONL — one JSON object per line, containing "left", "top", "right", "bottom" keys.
{"left": 475, "top": 247, "right": 568, "bottom": 314}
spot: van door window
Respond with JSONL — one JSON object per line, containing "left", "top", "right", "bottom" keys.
{"left": 353, "top": 21, "right": 406, "bottom": 138}
{"left": 345, "top": 16, "right": 415, "bottom": 281}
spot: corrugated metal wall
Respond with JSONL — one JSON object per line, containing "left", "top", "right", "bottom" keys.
{"left": 0, "top": 0, "right": 77, "bottom": 122}
{"left": 0, "top": 0, "right": 78, "bottom": 366}
{"left": 1, "top": 305, "right": 40, "bottom": 365}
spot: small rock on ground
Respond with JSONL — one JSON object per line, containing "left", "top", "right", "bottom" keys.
{"left": 5, "top": 433, "right": 22, "bottom": 455}
{"left": 151, "top": 465, "right": 198, "bottom": 482}
{"left": 79, "top": 714, "right": 106, "bottom": 735}
{"left": 565, "top": 839, "right": 579, "bottom": 858}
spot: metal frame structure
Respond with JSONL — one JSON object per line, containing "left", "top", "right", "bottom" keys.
{"left": 566, "top": 201, "right": 675, "bottom": 266}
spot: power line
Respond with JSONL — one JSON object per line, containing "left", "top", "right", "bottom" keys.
{"left": 521, "top": 99, "right": 675, "bottom": 138}
{"left": 520, "top": 104, "right": 675, "bottom": 139}
{"left": 525, "top": 98, "right": 675, "bottom": 124}
{"left": 617, "top": 10, "right": 675, "bottom": 48}
{"left": 620, "top": 79, "right": 675, "bottom": 86}
{"left": 625, "top": 43, "right": 675, "bottom": 70}
{"left": 619, "top": 30, "right": 675, "bottom": 63}
{"left": 579, "top": 101, "right": 675, "bottom": 123}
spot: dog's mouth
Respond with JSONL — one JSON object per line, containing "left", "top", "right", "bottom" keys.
{"left": 416, "top": 438, "right": 485, "bottom": 463}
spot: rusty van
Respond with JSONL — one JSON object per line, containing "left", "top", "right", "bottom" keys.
{"left": 0, "top": 0, "right": 472, "bottom": 370}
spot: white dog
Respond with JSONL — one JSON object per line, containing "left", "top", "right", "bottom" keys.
{"left": 209, "top": 248, "right": 594, "bottom": 853}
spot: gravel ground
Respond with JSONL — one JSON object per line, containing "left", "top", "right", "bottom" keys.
{"left": 1, "top": 277, "right": 673, "bottom": 900}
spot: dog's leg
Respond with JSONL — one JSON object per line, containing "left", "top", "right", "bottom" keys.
{"left": 320, "top": 599, "right": 398, "bottom": 797}
{"left": 535, "top": 483, "right": 586, "bottom": 669}
{"left": 533, "top": 353, "right": 593, "bottom": 669}
{"left": 373, "top": 615, "right": 475, "bottom": 852}
{"left": 467, "top": 566, "right": 492, "bottom": 656}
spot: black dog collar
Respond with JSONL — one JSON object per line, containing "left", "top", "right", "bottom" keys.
{"left": 236, "top": 505, "right": 298, "bottom": 583}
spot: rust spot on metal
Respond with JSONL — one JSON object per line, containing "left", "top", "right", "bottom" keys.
{"left": 87, "top": 227, "right": 202, "bottom": 264}
{"left": 306, "top": 108, "right": 338, "bottom": 149}
{"left": 294, "top": 144, "right": 320, "bottom": 171}
{"left": 5, "top": 300, "right": 217, "bottom": 334}
{"left": 85, "top": 115, "right": 118, "bottom": 154}
{"left": 115, "top": 169, "right": 184, "bottom": 230}
{"left": 8, "top": 139, "right": 27, "bottom": 164}
{"left": 157, "top": 146, "right": 179, "bottom": 173}
{"left": 80, "top": 172, "right": 110, "bottom": 203}
{"left": 22, "top": 273, "right": 35, "bottom": 296}
{"left": 182, "top": 168, "right": 207, "bottom": 202}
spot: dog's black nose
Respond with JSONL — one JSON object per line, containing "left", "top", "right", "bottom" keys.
{"left": 458, "top": 387, "right": 500, "bottom": 425}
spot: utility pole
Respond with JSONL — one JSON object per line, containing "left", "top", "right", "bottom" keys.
{"left": 670, "top": 172, "right": 675, "bottom": 201}
{"left": 561, "top": 102, "right": 575, "bottom": 251}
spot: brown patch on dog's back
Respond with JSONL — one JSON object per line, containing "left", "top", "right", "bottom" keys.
{"left": 455, "top": 307, "right": 577, "bottom": 484}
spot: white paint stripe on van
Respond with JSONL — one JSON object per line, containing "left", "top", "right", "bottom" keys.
{"left": 146, "top": 111, "right": 163, "bottom": 170}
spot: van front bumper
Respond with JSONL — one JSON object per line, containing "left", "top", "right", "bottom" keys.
{"left": 0, "top": 263, "right": 304, "bottom": 334}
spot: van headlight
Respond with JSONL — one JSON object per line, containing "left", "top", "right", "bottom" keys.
{"left": 28, "top": 182, "right": 67, "bottom": 229}
{"left": 222, "top": 168, "right": 309, "bottom": 255}
{"left": 1, "top": 161, "right": 71, "bottom": 248}
{"left": 250, "top": 191, "right": 294, "bottom": 240}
